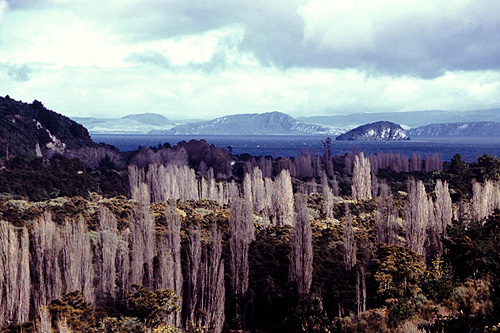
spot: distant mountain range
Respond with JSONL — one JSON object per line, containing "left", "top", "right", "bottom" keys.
{"left": 336, "top": 121, "right": 409, "bottom": 141}
{"left": 408, "top": 122, "right": 500, "bottom": 137}
{"left": 73, "top": 113, "right": 175, "bottom": 134}
{"left": 71, "top": 108, "right": 500, "bottom": 136}
{"left": 153, "top": 111, "right": 339, "bottom": 136}
{"left": 299, "top": 109, "right": 500, "bottom": 128}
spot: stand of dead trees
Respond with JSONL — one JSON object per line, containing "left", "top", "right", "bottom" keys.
{"left": 8, "top": 148, "right": 500, "bottom": 333}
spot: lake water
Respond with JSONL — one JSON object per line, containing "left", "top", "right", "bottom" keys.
{"left": 91, "top": 134, "right": 500, "bottom": 162}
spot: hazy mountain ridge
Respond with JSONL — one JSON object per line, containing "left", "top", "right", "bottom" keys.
{"left": 161, "top": 111, "right": 339, "bottom": 135}
{"left": 336, "top": 121, "right": 409, "bottom": 141}
{"left": 72, "top": 108, "right": 500, "bottom": 136}
{"left": 408, "top": 121, "right": 500, "bottom": 137}
{"left": 121, "top": 113, "right": 174, "bottom": 126}
{"left": 300, "top": 108, "right": 500, "bottom": 128}
{"left": 73, "top": 113, "right": 175, "bottom": 134}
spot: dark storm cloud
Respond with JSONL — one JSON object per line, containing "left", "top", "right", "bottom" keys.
{"left": 241, "top": 1, "right": 500, "bottom": 78}
{"left": 358, "top": 12, "right": 500, "bottom": 78}
{"left": 103, "top": 0, "right": 500, "bottom": 78}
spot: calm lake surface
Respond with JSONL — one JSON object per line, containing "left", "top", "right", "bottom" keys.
{"left": 91, "top": 134, "right": 500, "bottom": 162}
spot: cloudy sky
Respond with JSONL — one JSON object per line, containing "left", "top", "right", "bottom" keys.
{"left": 1, "top": 0, "right": 500, "bottom": 120}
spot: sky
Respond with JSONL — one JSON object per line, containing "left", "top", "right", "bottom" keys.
{"left": 1, "top": 0, "right": 500, "bottom": 120}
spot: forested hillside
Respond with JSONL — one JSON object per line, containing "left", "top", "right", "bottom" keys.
{"left": 0, "top": 96, "right": 121, "bottom": 168}
{"left": 1, "top": 136, "right": 500, "bottom": 332}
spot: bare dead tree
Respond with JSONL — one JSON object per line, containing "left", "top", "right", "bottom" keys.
{"left": 230, "top": 198, "right": 254, "bottom": 323}
{"left": 0, "top": 221, "right": 30, "bottom": 325}
{"left": 243, "top": 172, "right": 253, "bottom": 208}
{"left": 375, "top": 181, "right": 399, "bottom": 245}
{"left": 128, "top": 164, "right": 146, "bottom": 202}
{"left": 345, "top": 151, "right": 354, "bottom": 175}
{"left": 17, "top": 227, "right": 30, "bottom": 324}
{"left": 96, "top": 207, "right": 119, "bottom": 302}
{"left": 185, "top": 225, "right": 202, "bottom": 327}
{"left": 405, "top": 178, "right": 429, "bottom": 256}
{"left": 289, "top": 194, "right": 313, "bottom": 296}
{"left": 31, "top": 212, "right": 63, "bottom": 314}
{"left": 430, "top": 179, "right": 453, "bottom": 256}
{"left": 371, "top": 174, "right": 379, "bottom": 197}
{"left": 321, "top": 170, "right": 334, "bottom": 218}
{"left": 225, "top": 180, "right": 240, "bottom": 206}
{"left": 202, "top": 225, "right": 225, "bottom": 333}
{"left": 35, "top": 305, "right": 52, "bottom": 333}
{"left": 352, "top": 152, "right": 372, "bottom": 201}
{"left": 296, "top": 148, "right": 314, "bottom": 179}
{"left": 273, "top": 169, "right": 294, "bottom": 226}
{"left": 116, "top": 228, "right": 131, "bottom": 300}
{"left": 343, "top": 204, "right": 357, "bottom": 271}
{"left": 129, "top": 204, "right": 155, "bottom": 288}
{"left": 251, "top": 167, "right": 266, "bottom": 214}
{"left": 425, "top": 153, "right": 443, "bottom": 172}
{"left": 410, "top": 153, "right": 423, "bottom": 172}
{"left": 472, "top": 179, "right": 500, "bottom": 222}
{"left": 60, "top": 217, "right": 95, "bottom": 304}
{"left": 343, "top": 203, "right": 364, "bottom": 314}
{"left": 361, "top": 232, "right": 369, "bottom": 313}
{"left": 156, "top": 201, "right": 183, "bottom": 326}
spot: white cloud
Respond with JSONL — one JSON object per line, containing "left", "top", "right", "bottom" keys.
{"left": 0, "top": 7, "right": 129, "bottom": 67}
{"left": 0, "top": 0, "right": 7, "bottom": 26}
{"left": 5, "top": 63, "right": 495, "bottom": 119}
{"left": 1, "top": 0, "right": 500, "bottom": 120}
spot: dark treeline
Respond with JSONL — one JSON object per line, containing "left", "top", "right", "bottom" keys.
{"left": 1, "top": 139, "right": 500, "bottom": 332}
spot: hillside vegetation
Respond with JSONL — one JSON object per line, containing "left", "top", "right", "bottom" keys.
{"left": 1, "top": 97, "right": 500, "bottom": 332}
{"left": 1, "top": 139, "right": 500, "bottom": 332}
